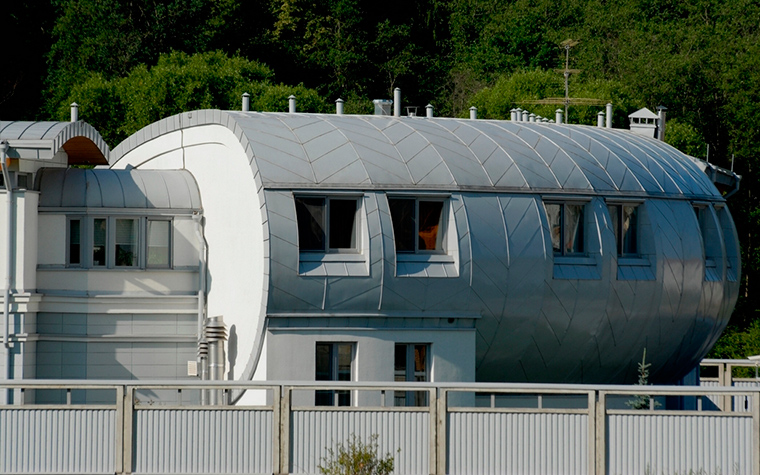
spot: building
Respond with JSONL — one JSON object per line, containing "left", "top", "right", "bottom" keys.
{"left": 0, "top": 107, "right": 741, "bottom": 404}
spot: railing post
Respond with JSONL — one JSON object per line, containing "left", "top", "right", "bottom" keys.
{"left": 596, "top": 391, "right": 606, "bottom": 475}
{"left": 272, "top": 385, "right": 281, "bottom": 475}
{"left": 428, "top": 387, "right": 437, "bottom": 475}
{"left": 114, "top": 385, "right": 125, "bottom": 475}
{"left": 122, "top": 385, "right": 134, "bottom": 475}
{"left": 279, "top": 386, "right": 291, "bottom": 475}
{"left": 753, "top": 389, "right": 760, "bottom": 475}
{"left": 588, "top": 391, "right": 596, "bottom": 475}
{"left": 436, "top": 388, "right": 447, "bottom": 475}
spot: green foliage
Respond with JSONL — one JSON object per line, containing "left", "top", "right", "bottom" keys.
{"left": 665, "top": 119, "right": 707, "bottom": 158}
{"left": 57, "top": 51, "right": 328, "bottom": 146}
{"left": 626, "top": 349, "right": 661, "bottom": 410}
{"left": 318, "top": 434, "right": 396, "bottom": 475}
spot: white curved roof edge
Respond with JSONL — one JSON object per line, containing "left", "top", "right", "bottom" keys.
{"left": 0, "top": 120, "right": 110, "bottom": 164}
{"left": 110, "top": 110, "right": 722, "bottom": 200}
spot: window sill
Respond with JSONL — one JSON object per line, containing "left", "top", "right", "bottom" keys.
{"left": 396, "top": 253, "right": 458, "bottom": 278}
{"left": 553, "top": 256, "right": 595, "bottom": 266}
{"left": 397, "top": 253, "right": 455, "bottom": 264}
{"left": 299, "top": 252, "right": 365, "bottom": 263}
{"left": 298, "top": 253, "right": 369, "bottom": 277}
{"left": 617, "top": 256, "right": 649, "bottom": 266}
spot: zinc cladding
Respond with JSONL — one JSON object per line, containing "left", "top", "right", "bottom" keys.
{"left": 110, "top": 111, "right": 719, "bottom": 199}
{"left": 36, "top": 168, "right": 201, "bottom": 210}
{"left": 0, "top": 120, "right": 110, "bottom": 162}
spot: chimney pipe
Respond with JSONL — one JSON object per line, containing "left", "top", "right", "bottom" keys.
{"left": 70, "top": 103, "right": 79, "bottom": 122}
{"left": 336, "top": 98, "right": 344, "bottom": 115}
{"left": 469, "top": 106, "right": 477, "bottom": 120}
{"left": 606, "top": 103, "right": 613, "bottom": 128}
{"left": 288, "top": 95, "right": 296, "bottom": 113}
{"left": 529, "top": 113, "right": 536, "bottom": 123}
{"left": 555, "top": 109, "right": 563, "bottom": 124}
{"left": 597, "top": 111, "right": 605, "bottom": 127}
{"left": 522, "top": 110, "right": 529, "bottom": 122}
{"left": 510, "top": 109, "right": 517, "bottom": 121}
{"left": 242, "top": 93, "right": 250, "bottom": 112}
{"left": 393, "top": 88, "right": 401, "bottom": 117}
{"left": 657, "top": 105, "right": 667, "bottom": 141}
{"left": 205, "top": 315, "right": 228, "bottom": 405}
{"left": 515, "top": 108, "right": 523, "bottom": 121}
{"left": 426, "top": 104, "right": 434, "bottom": 118}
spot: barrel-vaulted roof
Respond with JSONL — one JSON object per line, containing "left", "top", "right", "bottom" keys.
{"left": 0, "top": 121, "right": 109, "bottom": 165}
{"left": 37, "top": 168, "right": 201, "bottom": 210}
{"left": 111, "top": 110, "right": 720, "bottom": 199}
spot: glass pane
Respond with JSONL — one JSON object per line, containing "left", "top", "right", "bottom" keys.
{"left": 418, "top": 201, "right": 444, "bottom": 251}
{"left": 545, "top": 204, "right": 561, "bottom": 254}
{"left": 115, "top": 219, "right": 137, "bottom": 266}
{"left": 607, "top": 205, "right": 620, "bottom": 254}
{"left": 296, "top": 197, "right": 325, "bottom": 251}
{"left": 414, "top": 345, "right": 427, "bottom": 381}
{"left": 93, "top": 218, "right": 107, "bottom": 266}
{"left": 389, "top": 198, "right": 415, "bottom": 252}
{"left": 69, "top": 220, "right": 81, "bottom": 265}
{"left": 328, "top": 199, "right": 357, "bottom": 249}
{"left": 565, "top": 204, "right": 584, "bottom": 254}
{"left": 622, "top": 206, "right": 638, "bottom": 255}
{"left": 337, "top": 344, "right": 352, "bottom": 382}
{"left": 147, "top": 220, "right": 170, "bottom": 267}
{"left": 315, "top": 343, "right": 331, "bottom": 381}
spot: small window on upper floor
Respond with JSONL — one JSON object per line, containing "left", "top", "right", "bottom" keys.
{"left": 694, "top": 204, "right": 720, "bottom": 274}
{"left": 115, "top": 218, "right": 138, "bottom": 267}
{"left": 295, "top": 196, "right": 359, "bottom": 253}
{"left": 67, "top": 218, "right": 82, "bottom": 266}
{"left": 608, "top": 204, "right": 639, "bottom": 257}
{"left": 388, "top": 197, "right": 445, "bottom": 253}
{"left": 147, "top": 219, "right": 172, "bottom": 268}
{"left": 544, "top": 202, "right": 585, "bottom": 256}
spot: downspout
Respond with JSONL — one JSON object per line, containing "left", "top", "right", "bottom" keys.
{"left": 192, "top": 211, "right": 209, "bottom": 402}
{"left": 1, "top": 140, "right": 12, "bottom": 355}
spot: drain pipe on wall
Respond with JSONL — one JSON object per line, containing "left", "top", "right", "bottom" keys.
{"left": 192, "top": 211, "right": 209, "bottom": 402}
{"left": 1, "top": 140, "right": 12, "bottom": 355}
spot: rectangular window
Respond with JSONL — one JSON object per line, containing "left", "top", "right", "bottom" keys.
{"left": 68, "top": 218, "right": 82, "bottom": 266}
{"left": 694, "top": 205, "right": 717, "bottom": 269}
{"left": 394, "top": 343, "right": 429, "bottom": 406}
{"left": 389, "top": 198, "right": 445, "bottom": 253}
{"left": 115, "top": 218, "right": 138, "bottom": 267}
{"left": 608, "top": 204, "right": 638, "bottom": 256}
{"left": 545, "top": 202, "right": 585, "bottom": 256}
{"left": 92, "top": 218, "right": 107, "bottom": 266}
{"left": 315, "top": 342, "right": 353, "bottom": 406}
{"left": 147, "top": 219, "right": 171, "bottom": 267}
{"left": 296, "top": 197, "right": 358, "bottom": 252}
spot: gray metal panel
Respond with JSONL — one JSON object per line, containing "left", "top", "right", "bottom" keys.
{"left": 290, "top": 410, "right": 429, "bottom": 474}
{"left": 448, "top": 412, "right": 588, "bottom": 474}
{"left": 134, "top": 409, "right": 272, "bottom": 474}
{"left": 0, "top": 408, "right": 116, "bottom": 473}
{"left": 607, "top": 414, "right": 752, "bottom": 475}
{"left": 37, "top": 168, "right": 201, "bottom": 210}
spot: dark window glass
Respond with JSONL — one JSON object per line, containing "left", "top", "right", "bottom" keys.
{"left": 68, "top": 219, "right": 81, "bottom": 265}
{"left": 328, "top": 199, "right": 357, "bottom": 249}
{"left": 315, "top": 342, "right": 353, "bottom": 406}
{"left": 296, "top": 197, "right": 326, "bottom": 251}
{"left": 546, "top": 203, "right": 561, "bottom": 254}
{"left": 115, "top": 219, "right": 137, "bottom": 267}
{"left": 621, "top": 206, "right": 638, "bottom": 255}
{"left": 418, "top": 201, "right": 443, "bottom": 251}
{"left": 389, "top": 198, "right": 416, "bottom": 252}
{"left": 394, "top": 343, "right": 429, "bottom": 407}
{"left": 546, "top": 203, "right": 585, "bottom": 256}
{"left": 565, "top": 204, "right": 584, "bottom": 254}
{"left": 93, "top": 218, "right": 107, "bottom": 266}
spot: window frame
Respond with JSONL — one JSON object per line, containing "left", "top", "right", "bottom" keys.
{"left": 607, "top": 202, "right": 641, "bottom": 258}
{"left": 388, "top": 196, "right": 448, "bottom": 255}
{"left": 315, "top": 342, "right": 355, "bottom": 407}
{"left": 295, "top": 195, "right": 361, "bottom": 254}
{"left": 394, "top": 343, "right": 430, "bottom": 407}
{"left": 146, "top": 217, "right": 173, "bottom": 268}
{"left": 66, "top": 217, "right": 83, "bottom": 267}
{"left": 543, "top": 199, "right": 588, "bottom": 257}
{"left": 114, "top": 217, "right": 139, "bottom": 268}
{"left": 693, "top": 202, "right": 718, "bottom": 270}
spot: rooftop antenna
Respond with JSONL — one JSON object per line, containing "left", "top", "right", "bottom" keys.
{"left": 522, "top": 39, "right": 606, "bottom": 123}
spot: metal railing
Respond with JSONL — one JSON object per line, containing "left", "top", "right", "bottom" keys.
{"left": 1, "top": 379, "right": 759, "bottom": 475}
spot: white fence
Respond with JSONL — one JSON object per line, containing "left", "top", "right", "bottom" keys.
{"left": 0, "top": 380, "right": 759, "bottom": 475}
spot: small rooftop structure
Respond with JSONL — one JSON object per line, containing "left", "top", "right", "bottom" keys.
{"left": 628, "top": 107, "right": 660, "bottom": 138}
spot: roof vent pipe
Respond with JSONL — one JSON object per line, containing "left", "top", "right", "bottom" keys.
{"left": 606, "top": 103, "right": 613, "bottom": 128}
{"left": 336, "top": 98, "right": 344, "bottom": 115}
{"left": 393, "top": 88, "right": 401, "bottom": 117}
{"left": 510, "top": 109, "right": 517, "bottom": 121}
{"left": 515, "top": 108, "right": 523, "bottom": 121}
{"left": 426, "top": 104, "right": 434, "bottom": 118}
{"left": 556, "top": 109, "right": 563, "bottom": 124}
{"left": 597, "top": 111, "right": 605, "bottom": 127}
{"left": 522, "top": 110, "right": 529, "bottom": 122}
{"left": 242, "top": 93, "right": 250, "bottom": 112}
{"left": 205, "top": 315, "right": 228, "bottom": 405}
{"left": 288, "top": 95, "right": 296, "bottom": 113}
{"left": 529, "top": 113, "right": 535, "bottom": 122}
{"left": 70, "top": 103, "right": 79, "bottom": 122}
{"left": 657, "top": 105, "right": 667, "bottom": 141}
{"left": 469, "top": 106, "right": 477, "bottom": 120}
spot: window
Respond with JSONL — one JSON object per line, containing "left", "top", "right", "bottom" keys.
{"left": 545, "top": 202, "right": 585, "bottom": 255}
{"left": 388, "top": 198, "right": 445, "bottom": 253}
{"left": 315, "top": 343, "right": 353, "bottom": 406}
{"left": 67, "top": 218, "right": 82, "bottom": 266}
{"left": 296, "top": 197, "right": 358, "bottom": 252}
{"left": 147, "top": 219, "right": 171, "bottom": 267}
{"left": 394, "top": 344, "right": 429, "bottom": 406}
{"left": 608, "top": 204, "right": 638, "bottom": 256}
{"left": 115, "top": 218, "right": 138, "bottom": 267}
{"left": 694, "top": 204, "right": 718, "bottom": 269}
{"left": 92, "top": 218, "right": 107, "bottom": 267}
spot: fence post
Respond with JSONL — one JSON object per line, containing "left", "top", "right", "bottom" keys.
{"left": 588, "top": 391, "right": 596, "bottom": 475}
{"left": 114, "top": 385, "right": 125, "bottom": 475}
{"left": 272, "top": 386, "right": 281, "bottom": 475}
{"left": 122, "top": 385, "right": 134, "bottom": 475}
{"left": 428, "top": 387, "right": 437, "bottom": 475}
{"left": 279, "top": 386, "right": 291, "bottom": 475}
{"left": 596, "top": 391, "right": 606, "bottom": 475}
{"left": 753, "top": 389, "right": 760, "bottom": 475}
{"left": 436, "top": 388, "right": 447, "bottom": 475}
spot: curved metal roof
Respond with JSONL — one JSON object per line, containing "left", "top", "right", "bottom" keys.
{"left": 0, "top": 120, "right": 109, "bottom": 165}
{"left": 37, "top": 168, "right": 201, "bottom": 210}
{"left": 111, "top": 110, "right": 720, "bottom": 199}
